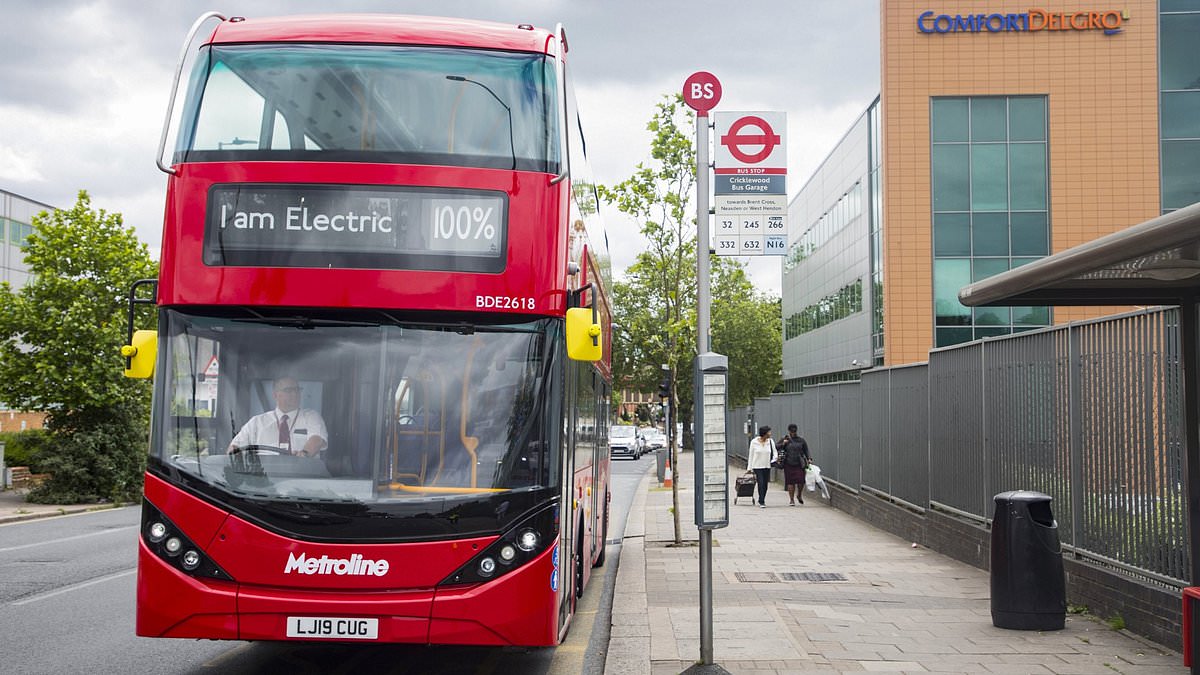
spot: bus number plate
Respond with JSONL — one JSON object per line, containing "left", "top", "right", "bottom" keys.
{"left": 286, "top": 616, "right": 379, "bottom": 640}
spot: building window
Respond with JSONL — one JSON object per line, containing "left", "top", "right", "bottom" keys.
{"left": 8, "top": 219, "right": 33, "bottom": 247}
{"left": 868, "top": 99, "right": 884, "bottom": 357}
{"left": 1162, "top": 7, "right": 1200, "bottom": 211}
{"left": 930, "top": 96, "right": 1051, "bottom": 348}
{"left": 784, "top": 279, "right": 863, "bottom": 339}
{"left": 785, "top": 182, "right": 863, "bottom": 270}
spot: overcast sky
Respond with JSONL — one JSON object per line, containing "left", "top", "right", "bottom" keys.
{"left": 0, "top": 1, "right": 880, "bottom": 296}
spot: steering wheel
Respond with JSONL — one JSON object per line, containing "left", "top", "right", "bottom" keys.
{"left": 229, "top": 444, "right": 282, "bottom": 456}
{"left": 397, "top": 414, "right": 416, "bottom": 425}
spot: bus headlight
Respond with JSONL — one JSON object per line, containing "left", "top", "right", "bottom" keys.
{"left": 141, "top": 498, "right": 233, "bottom": 582}
{"left": 478, "top": 557, "right": 497, "bottom": 577}
{"left": 499, "top": 544, "right": 517, "bottom": 563}
{"left": 516, "top": 529, "right": 539, "bottom": 552}
{"left": 439, "top": 504, "right": 556, "bottom": 587}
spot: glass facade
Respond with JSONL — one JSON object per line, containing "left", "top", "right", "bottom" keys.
{"left": 0, "top": 190, "right": 49, "bottom": 291}
{"left": 785, "top": 182, "right": 863, "bottom": 270}
{"left": 784, "top": 279, "right": 864, "bottom": 339}
{"left": 868, "top": 101, "right": 884, "bottom": 357}
{"left": 780, "top": 100, "right": 876, "bottom": 390}
{"left": 1162, "top": 4, "right": 1200, "bottom": 211}
{"left": 930, "top": 96, "right": 1052, "bottom": 348}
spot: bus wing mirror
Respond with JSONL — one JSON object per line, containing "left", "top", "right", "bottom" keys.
{"left": 565, "top": 307, "right": 602, "bottom": 362}
{"left": 121, "top": 330, "right": 158, "bottom": 379}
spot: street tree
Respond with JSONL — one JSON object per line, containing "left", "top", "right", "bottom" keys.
{"left": 602, "top": 94, "right": 783, "bottom": 543}
{"left": 0, "top": 191, "right": 157, "bottom": 503}
{"left": 711, "top": 257, "right": 782, "bottom": 406}
{"left": 601, "top": 94, "right": 697, "bottom": 543}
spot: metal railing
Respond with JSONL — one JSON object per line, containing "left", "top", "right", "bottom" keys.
{"left": 728, "top": 306, "right": 1189, "bottom": 585}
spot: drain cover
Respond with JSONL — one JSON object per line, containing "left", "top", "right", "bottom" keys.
{"left": 734, "top": 572, "right": 780, "bottom": 583}
{"left": 779, "top": 572, "right": 847, "bottom": 582}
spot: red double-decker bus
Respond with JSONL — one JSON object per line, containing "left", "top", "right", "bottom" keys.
{"left": 122, "top": 13, "right": 612, "bottom": 646}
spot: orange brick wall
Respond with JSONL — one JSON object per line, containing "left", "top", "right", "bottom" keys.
{"left": 0, "top": 410, "right": 46, "bottom": 433}
{"left": 880, "top": 1, "right": 1160, "bottom": 365}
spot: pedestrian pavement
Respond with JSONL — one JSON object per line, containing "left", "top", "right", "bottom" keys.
{"left": 605, "top": 451, "right": 1185, "bottom": 674}
{"left": 0, "top": 487, "right": 118, "bottom": 525}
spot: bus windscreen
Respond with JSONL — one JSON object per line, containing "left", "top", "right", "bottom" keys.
{"left": 175, "top": 44, "right": 557, "bottom": 172}
{"left": 154, "top": 310, "right": 559, "bottom": 508}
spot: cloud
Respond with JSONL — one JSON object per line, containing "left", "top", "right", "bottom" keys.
{"left": 0, "top": 0, "right": 881, "bottom": 296}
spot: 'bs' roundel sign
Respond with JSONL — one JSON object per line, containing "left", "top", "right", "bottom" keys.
{"left": 682, "top": 72, "right": 721, "bottom": 115}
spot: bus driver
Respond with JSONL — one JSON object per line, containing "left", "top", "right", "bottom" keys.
{"left": 228, "top": 377, "right": 328, "bottom": 457}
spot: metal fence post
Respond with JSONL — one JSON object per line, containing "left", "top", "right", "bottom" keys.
{"left": 981, "top": 340, "right": 990, "bottom": 518}
{"left": 1069, "top": 323, "right": 1084, "bottom": 551}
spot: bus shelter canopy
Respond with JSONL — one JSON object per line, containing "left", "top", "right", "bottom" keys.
{"left": 959, "top": 200, "right": 1200, "bottom": 307}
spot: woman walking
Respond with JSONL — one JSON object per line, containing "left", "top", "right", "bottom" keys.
{"left": 779, "top": 423, "right": 811, "bottom": 505}
{"left": 747, "top": 426, "right": 777, "bottom": 508}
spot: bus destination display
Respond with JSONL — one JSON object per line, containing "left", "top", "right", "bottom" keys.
{"left": 205, "top": 184, "right": 507, "bottom": 272}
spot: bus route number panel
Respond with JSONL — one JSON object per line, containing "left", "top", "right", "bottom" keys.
{"left": 204, "top": 184, "right": 508, "bottom": 273}
{"left": 713, "top": 194, "right": 787, "bottom": 257}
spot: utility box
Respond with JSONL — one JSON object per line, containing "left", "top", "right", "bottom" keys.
{"left": 990, "top": 490, "right": 1066, "bottom": 630}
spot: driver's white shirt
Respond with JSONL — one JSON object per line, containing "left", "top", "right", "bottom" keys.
{"left": 230, "top": 407, "right": 328, "bottom": 454}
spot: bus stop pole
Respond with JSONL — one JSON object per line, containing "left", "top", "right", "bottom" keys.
{"left": 696, "top": 108, "right": 715, "bottom": 667}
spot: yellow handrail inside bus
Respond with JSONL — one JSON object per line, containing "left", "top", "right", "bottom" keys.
{"left": 390, "top": 378, "right": 416, "bottom": 482}
{"left": 460, "top": 337, "right": 482, "bottom": 487}
{"left": 387, "top": 482, "right": 503, "bottom": 494}
{"left": 389, "top": 370, "right": 448, "bottom": 487}
{"left": 431, "top": 373, "right": 447, "bottom": 485}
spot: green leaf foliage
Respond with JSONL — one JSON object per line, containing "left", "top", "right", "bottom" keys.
{"left": 601, "top": 95, "right": 781, "bottom": 425}
{"left": 0, "top": 190, "right": 157, "bottom": 502}
{"left": 711, "top": 258, "right": 782, "bottom": 407}
{"left": 600, "top": 95, "right": 697, "bottom": 439}
{"left": 0, "top": 428, "right": 51, "bottom": 472}
{"left": 28, "top": 403, "right": 148, "bottom": 503}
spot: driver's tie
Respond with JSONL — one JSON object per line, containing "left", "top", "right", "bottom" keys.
{"left": 278, "top": 414, "right": 290, "bottom": 451}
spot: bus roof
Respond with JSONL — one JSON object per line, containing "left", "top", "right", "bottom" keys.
{"left": 207, "top": 14, "right": 556, "bottom": 54}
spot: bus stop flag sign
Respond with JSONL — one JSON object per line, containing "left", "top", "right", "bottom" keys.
{"left": 714, "top": 111, "right": 787, "bottom": 257}
{"left": 682, "top": 72, "right": 722, "bottom": 116}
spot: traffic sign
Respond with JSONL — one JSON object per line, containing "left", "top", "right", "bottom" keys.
{"left": 720, "top": 115, "right": 781, "bottom": 164}
{"left": 713, "top": 111, "right": 787, "bottom": 256}
{"left": 714, "top": 111, "right": 786, "bottom": 173}
{"left": 682, "top": 72, "right": 722, "bottom": 115}
{"left": 203, "top": 355, "right": 219, "bottom": 378}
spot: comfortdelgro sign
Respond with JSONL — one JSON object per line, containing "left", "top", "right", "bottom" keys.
{"left": 918, "top": 9, "right": 1129, "bottom": 35}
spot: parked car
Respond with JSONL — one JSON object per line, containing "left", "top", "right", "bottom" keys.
{"left": 609, "top": 424, "right": 644, "bottom": 459}
{"left": 642, "top": 429, "right": 667, "bottom": 451}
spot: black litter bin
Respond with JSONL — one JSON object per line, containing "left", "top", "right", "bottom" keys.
{"left": 990, "top": 490, "right": 1066, "bottom": 630}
